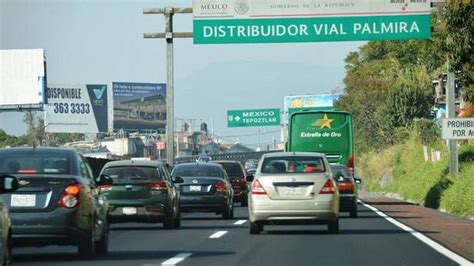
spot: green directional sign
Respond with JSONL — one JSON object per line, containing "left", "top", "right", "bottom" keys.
{"left": 227, "top": 108, "right": 280, "bottom": 128}
{"left": 193, "top": 0, "right": 432, "bottom": 44}
{"left": 194, "top": 15, "right": 431, "bottom": 44}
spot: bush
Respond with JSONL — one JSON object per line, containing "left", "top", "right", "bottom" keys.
{"left": 359, "top": 133, "right": 474, "bottom": 217}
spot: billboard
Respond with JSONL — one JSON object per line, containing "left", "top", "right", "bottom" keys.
{"left": 44, "top": 84, "right": 109, "bottom": 133}
{"left": 193, "top": 0, "right": 431, "bottom": 44}
{"left": 113, "top": 82, "right": 166, "bottom": 132}
{"left": 0, "top": 49, "right": 46, "bottom": 109}
{"left": 284, "top": 94, "right": 341, "bottom": 123}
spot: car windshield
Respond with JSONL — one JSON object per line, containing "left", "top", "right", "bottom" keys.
{"left": 219, "top": 163, "right": 243, "bottom": 177}
{"left": 261, "top": 156, "right": 326, "bottom": 174}
{"left": 102, "top": 166, "right": 162, "bottom": 181}
{"left": 0, "top": 149, "right": 73, "bottom": 175}
{"left": 172, "top": 164, "right": 223, "bottom": 178}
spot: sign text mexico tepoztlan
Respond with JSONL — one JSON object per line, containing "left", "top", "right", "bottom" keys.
{"left": 193, "top": 0, "right": 431, "bottom": 44}
{"left": 228, "top": 108, "right": 280, "bottom": 128}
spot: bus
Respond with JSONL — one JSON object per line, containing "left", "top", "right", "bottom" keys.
{"left": 288, "top": 110, "right": 354, "bottom": 173}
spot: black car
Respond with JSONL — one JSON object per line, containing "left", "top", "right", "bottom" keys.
{"left": 330, "top": 164, "right": 358, "bottom": 218}
{"left": 213, "top": 160, "right": 251, "bottom": 207}
{"left": 0, "top": 175, "right": 19, "bottom": 266}
{"left": 171, "top": 162, "right": 234, "bottom": 219}
{"left": 0, "top": 147, "right": 113, "bottom": 258}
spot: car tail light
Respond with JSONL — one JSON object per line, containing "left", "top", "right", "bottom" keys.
{"left": 18, "top": 169, "right": 37, "bottom": 174}
{"left": 146, "top": 207, "right": 163, "bottom": 213}
{"left": 215, "top": 181, "right": 226, "bottom": 192}
{"left": 59, "top": 184, "right": 80, "bottom": 208}
{"left": 251, "top": 180, "right": 267, "bottom": 195}
{"left": 149, "top": 181, "right": 167, "bottom": 190}
{"left": 338, "top": 181, "right": 354, "bottom": 192}
{"left": 319, "top": 179, "right": 336, "bottom": 194}
{"left": 347, "top": 155, "right": 355, "bottom": 175}
{"left": 99, "top": 184, "right": 112, "bottom": 191}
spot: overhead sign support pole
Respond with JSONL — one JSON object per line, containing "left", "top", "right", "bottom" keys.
{"left": 143, "top": 7, "right": 193, "bottom": 167}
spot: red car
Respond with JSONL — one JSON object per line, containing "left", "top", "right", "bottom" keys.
{"left": 214, "top": 161, "right": 251, "bottom": 207}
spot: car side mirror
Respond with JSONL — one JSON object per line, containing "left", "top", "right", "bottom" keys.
{"left": 173, "top": 176, "right": 184, "bottom": 184}
{"left": 246, "top": 175, "right": 254, "bottom": 182}
{"left": 96, "top": 174, "right": 113, "bottom": 186}
{"left": 0, "top": 175, "right": 19, "bottom": 193}
{"left": 354, "top": 177, "right": 362, "bottom": 184}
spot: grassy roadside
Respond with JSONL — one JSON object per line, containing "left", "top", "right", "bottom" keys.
{"left": 358, "top": 136, "right": 474, "bottom": 218}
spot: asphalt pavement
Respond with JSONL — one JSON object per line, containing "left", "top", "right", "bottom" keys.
{"left": 12, "top": 203, "right": 463, "bottom": 266}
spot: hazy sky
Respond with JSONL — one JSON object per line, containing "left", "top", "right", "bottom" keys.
{"left": 0, "top": 0, "right": 364, "bottom": 149}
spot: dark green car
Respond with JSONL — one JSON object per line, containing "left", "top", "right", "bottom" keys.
{"left": 99, "top": 160, "right": 183, "bottom": 229}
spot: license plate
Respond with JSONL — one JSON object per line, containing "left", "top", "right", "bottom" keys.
{"left": 283, "top": 187, "right": 302, "bottom": 195}
{"left": 11, "top": 194, "right": 36, "bottom": 207}
{"left": 189, "top": 185, "right": 201, "bottom": 192}
{"left": 122, "top": 207, "right": 137, "bottom": 215}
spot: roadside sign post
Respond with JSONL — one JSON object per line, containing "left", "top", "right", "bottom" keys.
{"left": 446, "top": 71, "right": 459, "bottom": 176}
{"left": 143, "top": 7, "right": 193, "bottom": 167}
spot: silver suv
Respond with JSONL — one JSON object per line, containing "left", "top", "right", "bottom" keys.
{"left": 247, "top": 152, "right": 339, "bottom": 234}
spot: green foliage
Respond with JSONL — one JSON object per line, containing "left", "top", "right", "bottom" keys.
{"left": 339, "top": 4, "right": 474, "bottom": 151}
{"left": 413, "top": 119, "right": 441, "bottom": 146}
{"left": 359, "top": 135, "right": 474, "bottom": 217}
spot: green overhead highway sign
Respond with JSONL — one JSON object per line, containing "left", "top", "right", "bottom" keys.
{"left": 193, "top": 0, "right": 431, "bottom": 44}
{"left": 227, "top": 108, "right": 280, "bottom": 127}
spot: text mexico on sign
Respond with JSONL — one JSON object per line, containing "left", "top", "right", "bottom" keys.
{"left": 193, "top": 0, "right": 431, "bottom": 44}
{"left": 228, "top": 108, "right": 280, "bottom": 127}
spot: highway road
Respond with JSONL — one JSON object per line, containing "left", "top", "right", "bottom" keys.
{"left": 13, "top": 203, "right": 461, "bottom": 266}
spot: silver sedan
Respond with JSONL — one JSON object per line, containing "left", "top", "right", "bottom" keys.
{"left": 247, "top": 152, "right": 339, "bottom": 234}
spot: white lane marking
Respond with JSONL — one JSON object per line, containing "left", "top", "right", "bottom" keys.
{"left": 361, "top": 201, "right": 473, "bottom": 266}
{"left": 234, "top": 220, "right": 247, "bottom": 225}
{"left": 161, "top": 253, "right": 192, "bottom": 266}
{"left": 209, "top": 230, "right": 228, "bottom": 239}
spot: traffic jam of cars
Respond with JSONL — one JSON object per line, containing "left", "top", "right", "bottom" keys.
{"left": 0, "top": 147, "right": 359, "bottom": 264}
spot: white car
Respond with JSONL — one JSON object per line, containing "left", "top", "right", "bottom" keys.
{"left": 247, "top": 152, "right": 339, "bottom": 234}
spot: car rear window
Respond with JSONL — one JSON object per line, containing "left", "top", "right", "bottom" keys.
{"left": 330, "top": 165, "right": 349, "bottom": 177}
{"left": 172, "top": 164, "right": 223, "bottom": 178}
{"left": 103, "top": 166, "right": 162, "bottom": 181}
{"left": 0, "top": 149, "right": 73, "bottom": 175}
{"left": 219, "top": 163, "right": 243, "bottom": 177}
{"left": 261, "top": 156, "right": 326, "bottom": 174}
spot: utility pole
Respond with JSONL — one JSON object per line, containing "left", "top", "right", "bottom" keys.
{"left": 446, "top": 69, "right": 459, "bottom": 176}
{"left": 143, "top": 7, "right": 192, "bottom": 167}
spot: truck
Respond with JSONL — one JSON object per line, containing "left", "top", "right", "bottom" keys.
{"left": 287, "top": 110, "right": 354, "bottom": 173}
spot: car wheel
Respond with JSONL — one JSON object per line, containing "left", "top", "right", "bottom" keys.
{"left": 241, "top": 196, "right": 248, "bottom": 207}
{"left": 163, "top": 216, "right": 176, "bottom": 229}
{"left": 2, "top": 232, "right": 12, "bottom": 266}
{"left": 78, "top": 228, "right": 96, "bottom": 259}
{"left": 350, "top": 202, "right": 358, "bottom": 218}
{"left": 173, "top": 210, "right": 181, "bottom": 229}
{"left": 222, "top": 201, "right": 234, "bottom": 219}
{"left": 328, "top": 219, "right": 339, "bottom": 234}
{"left": 95, "top": 221, "right": 109, "bottom": 256}
{"left": 249, "top": 221, "right": 262, "bottom": 234}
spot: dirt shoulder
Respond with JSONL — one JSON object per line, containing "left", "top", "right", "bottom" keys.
{"left": 360, "top": 193, "right": 474, "bottom": 262}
